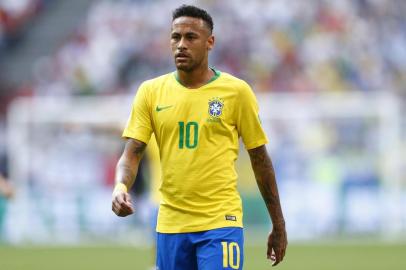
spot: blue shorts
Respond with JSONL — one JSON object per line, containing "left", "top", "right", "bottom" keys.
{"left": 156, "top": 227, "right": 244, "bottom": 270}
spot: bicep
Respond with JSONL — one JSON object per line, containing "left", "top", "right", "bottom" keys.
{"left": 248, "top": 145, "right": 269, "bottom": 164}
{"left": 248, "top": 145, "right": 274, "bottom": 174}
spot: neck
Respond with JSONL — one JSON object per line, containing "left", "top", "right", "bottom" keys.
{"left": 177, "top": 63, "right": 214, "bottom": 89}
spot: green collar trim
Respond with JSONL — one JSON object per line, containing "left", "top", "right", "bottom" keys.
{"left": 174, "top": 68, "right": 221, "bottom": 87}
{"left": 207, "top": 68, "right": 221, "bottom": 83}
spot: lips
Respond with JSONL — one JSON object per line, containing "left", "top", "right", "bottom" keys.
{"left": 175, "top": 52, "right": 190, "bottom": 58}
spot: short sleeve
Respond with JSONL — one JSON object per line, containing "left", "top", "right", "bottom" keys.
{"left": 122, "top": 82, "right": 153, "bottom": 144}
{"left": 236, "top": 82, "right": 269, "bottom": 149}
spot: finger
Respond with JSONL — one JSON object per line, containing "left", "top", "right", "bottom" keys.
{"left": 112, "top": 201, "right": 132, "bottom": 216}
{"left": 112, "top": 201, "right": 122, "bottom": 212}
{"left": 112, "top": 200, "right": 121, "bottom": 208}
{"left": 113, "top": 200, "right": 124, "bottom": 211}
{"left": 120, "top": 200, "right": 134, "bottom": 211}
{"left": 272, "top": 249, "right": 282, "bottom": 266}
{"left": 267, "top": 248, "right": 275, "bottom": 261}
{"left": 120, "top": 200, "right": 134, "bottom": 213}
{"left": 124, "top": 204, "right": 134, "bottom": 214}
{"left": 118, "top": 207, "right": 133, "bottom": 217}
{"left": 112, "top": 201, "right": 119, "bottom": 213}
{"left": 115, "top": 194, "right": 126, "bottom": 205}
{"left": 114, "top": 195, "right": 125, "bottom": 207}
{"left": 280, "top": 237, "right": 287, "bottom": 261}
{"left": 281, "top": 246, "right": 286, "bottom": 261}
{"left": 117, "top": 210, "right": 127, "bottom": 217}
{"left": 112, "top": 204, "right": 121, "bottom": 215}
{"left": 116, "top": 197, "right": 133, "bottom": 213}
{"left": 276, "top": 248, "right": 282, "bottom": 263}
{"left": 267, "top": 236, "right": 273, "bottom": 259}
{"left": 116, "top": 193, "right": 134, "bottom": 211}
{"left": 123, "top": 193, "right": 132, "bottom": 204}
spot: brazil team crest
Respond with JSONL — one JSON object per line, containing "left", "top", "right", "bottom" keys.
{"left": 208, "top": 97, "right": 224, "bottom": 118}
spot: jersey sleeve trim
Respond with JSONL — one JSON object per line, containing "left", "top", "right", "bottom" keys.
{"left": 122, "top": 129, "right": 151, "bottom": 144}
{"left": 244, "top": 138, "right": 269, "bottom": 150}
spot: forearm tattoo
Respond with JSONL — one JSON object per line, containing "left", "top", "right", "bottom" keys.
{"left": 248, "top": 146, "right": 285, "bottom": 226}
{"left": 117, "top": 163, "right": 137, "bottom": 187}
{"left": 116, "top": 139, "right": 147, "bottom": 187}
{"left": 127, "top": 139, "right": 147, "bottom": 157}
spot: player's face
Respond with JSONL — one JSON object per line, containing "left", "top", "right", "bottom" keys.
{"left": 171, "top": 17, "right": 214, "bottom": 72}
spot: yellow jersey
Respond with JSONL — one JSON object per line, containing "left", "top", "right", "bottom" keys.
{"left": 123, "top": 70, "right": 268, "bottom": 233}
{"left": 145, "top": 134, "right": 161, "bottom": 204}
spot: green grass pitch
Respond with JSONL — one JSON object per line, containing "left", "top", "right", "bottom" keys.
{"left": 0, "top": 243, "right": 405, "bottom": 270}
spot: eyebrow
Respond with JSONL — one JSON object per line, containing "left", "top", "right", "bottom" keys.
{"left": 171, "top": 30, "right": 200, "bottom": 36}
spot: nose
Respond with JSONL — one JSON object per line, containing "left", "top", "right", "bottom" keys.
{"left": 177, "top": 37, "right": 187, "bottom": 51}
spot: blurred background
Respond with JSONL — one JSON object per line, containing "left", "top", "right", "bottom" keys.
{"left": 0, "top": 0, "right": 405, "bottom": 269}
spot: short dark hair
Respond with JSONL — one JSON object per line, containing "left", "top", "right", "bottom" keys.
{"left": 172, "top": 5, "right": 213, "bottom": 33}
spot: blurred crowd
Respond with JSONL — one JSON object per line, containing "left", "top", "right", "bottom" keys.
{"left": 30, "top": 0, "right": 406, "bottom": 96}
{"left": 0, "top": 0, "right": 45, "bottom": 51}
{"left": 0, "top": 0, "right": 404, "bottom": 187}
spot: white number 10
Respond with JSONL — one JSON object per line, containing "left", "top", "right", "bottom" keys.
{"left": 221, "top": 241, "right": 240, "bottom": 269}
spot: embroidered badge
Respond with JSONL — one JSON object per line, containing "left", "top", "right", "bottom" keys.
{"left": 208, "top": 97, "right": 224, "bottom": 118}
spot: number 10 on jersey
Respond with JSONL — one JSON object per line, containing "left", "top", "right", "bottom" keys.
{"left": 178, "top": 121, "right": 198, "bottom": 149}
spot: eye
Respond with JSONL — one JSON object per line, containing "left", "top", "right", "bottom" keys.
{"left": 186, "top": 33, "right": 197, "bottom": 40}
{"left": 171, "top": 34, "right": 181, "bottom": 40}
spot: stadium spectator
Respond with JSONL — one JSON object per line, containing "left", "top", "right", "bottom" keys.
{"left": 0, "top": 0, "right": 44, "bottom": 49}
{"left": 28, "top": 0, "right": 405, "bottom": 96}
{"left": 0, "top": 174, "right": 13, "bottom": 199}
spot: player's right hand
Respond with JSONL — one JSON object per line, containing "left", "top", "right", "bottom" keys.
{"left": 112, "top": 191, "right": 135, "bottom": 217}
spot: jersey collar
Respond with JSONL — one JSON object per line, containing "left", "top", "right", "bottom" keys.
{"left": 174, "top": 67, "right": 221, "bottom": 88}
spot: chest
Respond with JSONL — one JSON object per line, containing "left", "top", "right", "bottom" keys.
{"left": 152, "top": 90, "right": 236, "bottom": 125}
{"left": 151, "top": 88, "right": 237, "bottom": 138}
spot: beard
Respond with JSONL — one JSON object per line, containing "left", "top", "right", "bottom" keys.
{"left": 175, "top": 56, "right": 203, "bottom": 72}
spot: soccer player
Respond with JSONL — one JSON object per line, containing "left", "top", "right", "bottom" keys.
{"left": 112, "top": 5, "right": 287, "bottom": 269}
{"left": 0, "top": 174, "right": 13, "bottom": 199}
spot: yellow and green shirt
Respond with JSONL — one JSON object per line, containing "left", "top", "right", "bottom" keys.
{"left": 123, "top": 70, "right": 268, "bottom": 233}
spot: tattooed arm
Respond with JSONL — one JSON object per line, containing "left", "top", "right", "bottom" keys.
{"left": 112, "top": 138, "right": 147, "bottom": 217}
{"left": 248, "top": 145, "right": 287, "bottom": 266}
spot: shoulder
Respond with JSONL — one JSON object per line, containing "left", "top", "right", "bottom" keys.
{"left": 219, "top": 72, "right": 252, "bottom": 92}
{"left": 131, "top": 73, "right": 173, "bottom": 100}
{"left": 219, "top": 72, "right": 248, "bottom": 86}
{"left": 219, "top": 72, "right": 254, "bottom": 99}
{"left": 140, "top": 73, "right": 174, "bottom": 89}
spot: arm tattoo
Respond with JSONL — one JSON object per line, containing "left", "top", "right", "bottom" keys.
{"left": 115, "top": 139, "right": 147, "bottom": 188}
{"left": 117, "top": 163, "right": 137, "bottom": 187}
{"left": 127, "top": 139, "right": 147, "bottom": 157}
{"left": 248, "top": 145, "right": 285, "bottom": 227}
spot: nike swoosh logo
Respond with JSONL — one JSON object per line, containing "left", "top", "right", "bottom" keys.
{"left": 156, "top": 105, "right": 173, "bottom": 112}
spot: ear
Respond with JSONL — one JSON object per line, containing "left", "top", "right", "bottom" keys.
{"left": 207, "top": 35, "right": 215, "bottom": 51}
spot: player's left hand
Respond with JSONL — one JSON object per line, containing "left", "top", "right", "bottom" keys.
{"left": 267, "top": 224, "right": 287, "bottom": 266}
